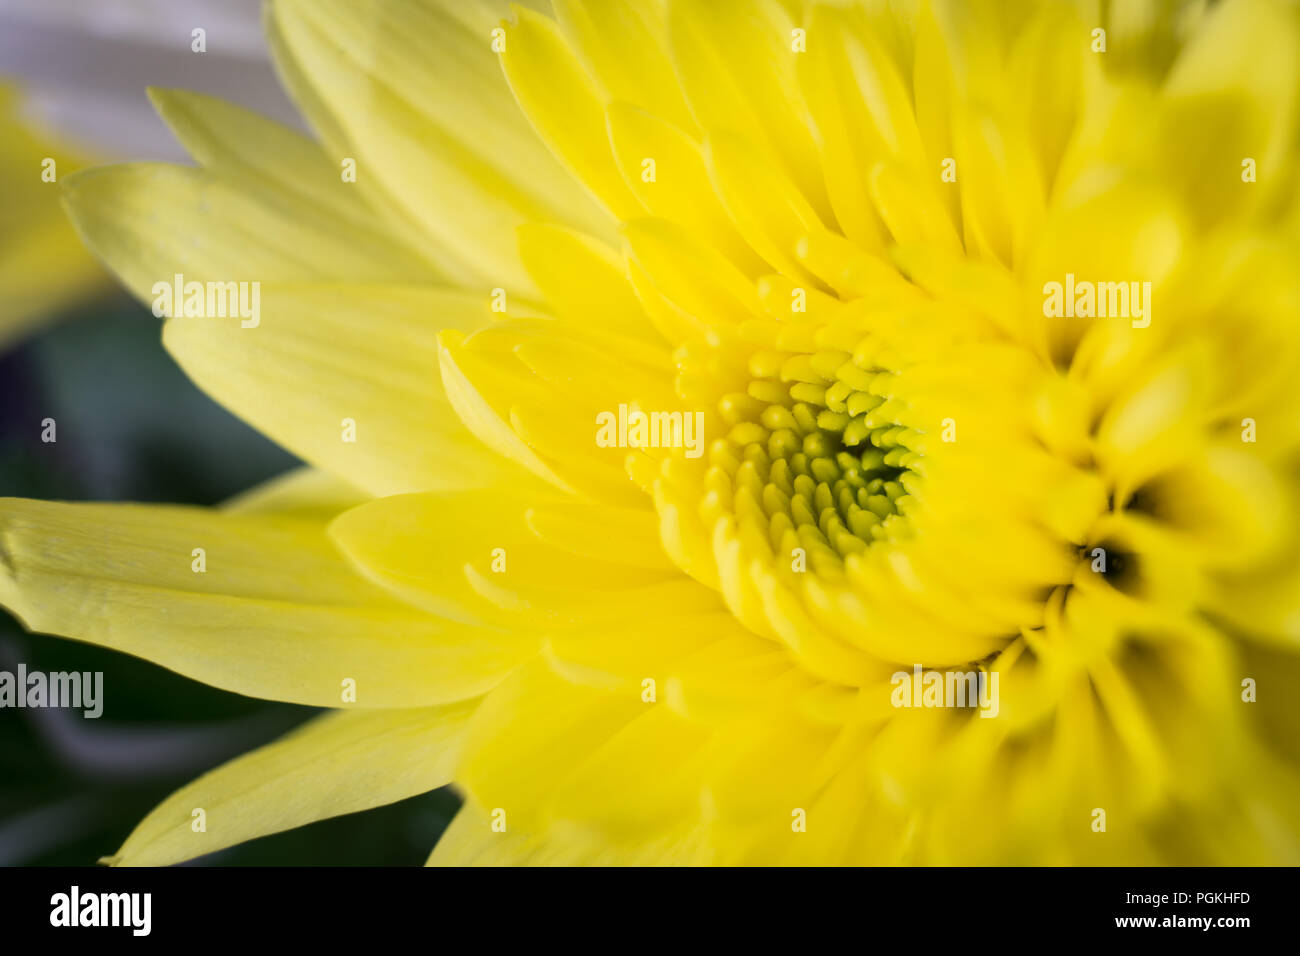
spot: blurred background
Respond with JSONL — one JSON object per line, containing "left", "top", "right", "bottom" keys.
{"left": 0, "top": 0, "right": 458, "bottom": 866}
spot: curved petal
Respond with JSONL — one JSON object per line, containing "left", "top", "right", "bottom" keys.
{"left": 162, "top": 283, "right": 530, "bottom": 496}
{"left": 329, "top": 489, "right": 713, "bottom": 626}
{"left": 268, "top": 0, "right": 615, "bottom": 290}
{"left": 106, "top": 701, "right": 475, "bottom": 866}
{"left": 0, "top": 498, "right": 532, "bottom": 707}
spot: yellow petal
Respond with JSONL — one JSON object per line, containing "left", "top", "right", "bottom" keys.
{"left": 330, "top": 490, "right": 706, "bottom": 627}
{"left": 668, "top": 0, "right": 830, "bottom": 220}
{"left": 268, "top": 0, "right": 614, "bottom": 289}
{"left": 622, "top": 216, "right": 761, "bottom": 329}
{"left": 62, "top": 163, "right": 431, "bottom": 300}
{"left": 704, "top": 131, "right": 828, "bottom": 284}
{"left": 515, "top": 221, "right": 660, "bottom": 342}
{"left": 222, "top": 466, "right": 370, "bottom": 519}
{"left": 437, "top": 329, "right": 580, "bottom": 494}
{"left": 455, "top": 660, "right": 643, "bottom": 833}
{"left": 106, "top": 702, "right": 475, "bottom": 866}
{"left": 1158, "top": 0, "right": 1300, "bottom": 226}
{"left": 498, "top": 3, "right": 643, "bottom": 220}
{"left": 605, "top": 102, "right": 764, "bottom": 274}
{"left": 546, "top": 703, "right": 711, "bottom": 838}
{"left": 428, "top": 799, "right": 713, "bottom": 864}
{"left": 439, "top": 319, "right": 677, "bottom": 503}
{"left": 162, "top": 283, "right": 526, "bottom": 496}
{"left": 552, "top": 0, "right": 695, "bottom": 131}
{"left": 0, "top": 499, "right": 526, "bottom": 707}
{"left": 146, "top": 86, "right": 444, "bottom": 280}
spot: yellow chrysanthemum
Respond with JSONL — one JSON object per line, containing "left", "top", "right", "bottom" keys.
{"left": 3, "top": 0, "right": 1300, "bottom": 865}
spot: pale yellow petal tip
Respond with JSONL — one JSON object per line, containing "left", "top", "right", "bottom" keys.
{"left": 97, "top": 855, "right": 122, "bottom": 867}
{"left": 503, "top": 4, "right": 530, "bottom": 29}
{"left": 144, "top": 85, "right": 203, "bottom": 120}
{"left": 143, "top": 85, "right": 172, "bottom": 110}
{"left": 56, "top": 165, "right": 100, "bottom": 200}
{"left": 436, "top": 328, "right": 467, "bottom": 352}
{"left": 146, "top": 85, "right": 256, "bottom": 129}
{"left": 57, "top": 166, "right": 121, "bottom": 243}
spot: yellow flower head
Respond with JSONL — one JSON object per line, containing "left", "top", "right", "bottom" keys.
{"left": 3, "top": 0, "right": 1300, "bottom": 865}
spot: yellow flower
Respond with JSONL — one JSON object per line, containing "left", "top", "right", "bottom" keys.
{"left": 3, "top": 0, "right": 1300, "bottom": 865}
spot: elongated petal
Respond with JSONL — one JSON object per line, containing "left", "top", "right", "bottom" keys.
{"left": 62, "top": 161, "right": 434, "bottom": 295}
{"left": 147, "top": 87, "right": 445, "bottom": 279}
{"left": 162, "top": 283, "right": 530, "bottom": 496}
{"left": 268, "top": 0, "right": 614, "bottom": 290}
{"left": 552, "top": 0, "right": 695, "bottom": 131}
{"left": 498, "top": 4, "right": 643, "bottom": 221}
{"left": 330, "top": 489, "right": 714, "bottom": 626}
{"left": 668, "top": 0, "right": 830, "bottom": 221}
{"left": 0, "top": 499, "right": 530, "bottom": 707}
{"left": 106, "top": 702, "right": 476, "bottom": 866}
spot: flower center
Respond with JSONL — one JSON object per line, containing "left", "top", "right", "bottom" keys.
{"left": 725, "top": 346, "right": 921, "bottom": 559}
{"left": 665, "top": 261, "right": 1105, "bottom": 673}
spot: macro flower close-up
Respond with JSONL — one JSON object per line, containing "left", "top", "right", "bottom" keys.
{"left": 2, "top": 0, "right": 1299, "bottom": 872}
